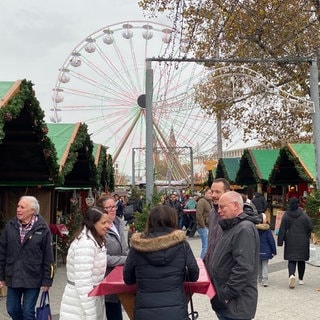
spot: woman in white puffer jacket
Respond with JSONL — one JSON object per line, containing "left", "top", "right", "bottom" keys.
{"left": 60, "top": 206, "right": 110, "bottom": 320}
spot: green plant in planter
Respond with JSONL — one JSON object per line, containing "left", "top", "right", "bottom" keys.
{"left": 57, "top": 202, "right": 83, "bottom": 261}
{"left": 305, "top": 189, "right": 320, "bottom": 237}
{"left": 134, "top": 189, "right": 163, "bottom": 231}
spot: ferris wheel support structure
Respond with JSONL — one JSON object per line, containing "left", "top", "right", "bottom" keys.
{"left": 145, "top": 56, "right": 320, "bottom": 203}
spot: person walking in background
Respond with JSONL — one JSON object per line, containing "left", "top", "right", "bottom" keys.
{"left": 184, "top": 195, "right": 197, "bottom": 210}
{"left": 164, "top": 193, "right": 184, "bottom": 229}
{"left": 277, "top": 197, "right": 313, "bottom": 289}
{"left": 196, "top": 188, "right": 212, "bottom": 259}
{"left": 210, "top": 191, "right": 259, "bottom": 320}
{"left": 60, "top": 206, "right": 110, "bottom": 320}
{"left": 0, "top": 196, "right": 54, "bottom": 320}
{"left": 204, "top": 178, "right": 230, "bottom": 276}
{"left": 252, "top": 192, "right": 268, "bottom": 214}
{"left": 114, "top": 194, "right": 124, "bottom": 218}
{"left": 97, "top": 196, "right": 129, "bottom": 320}
{"left": 252, "top": 192, "right": 268, "bottom": 222}
{"left": 123, "top": 205, "right": 199, "bottom": 320}
{"left": 257, "top": 213, "right": 277, "bottom": 287}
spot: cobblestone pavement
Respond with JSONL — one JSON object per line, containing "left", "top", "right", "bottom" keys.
{"left": 1, "top": 230, "right": 320, "bottom": 319}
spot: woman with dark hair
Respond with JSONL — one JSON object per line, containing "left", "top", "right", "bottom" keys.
{"left": 123, "top": 205, "right": 199, "bottom": 320}
{"left": 278, "top": 197, "right": 313, "bottom": 289}
{"left": 60, "top": 206, "right": 110, "bottom": 319}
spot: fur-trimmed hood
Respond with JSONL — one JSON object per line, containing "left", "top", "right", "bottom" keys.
{"left": 256, "top": 223, "right": 270, "bottom": 231}
{"left": 130, "top": 229, "right": 186, "bottom": 252}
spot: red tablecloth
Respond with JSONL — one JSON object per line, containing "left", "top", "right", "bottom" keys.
{"left": 183, "top": 209, "right": 196, "bottom": 215}
{"left": 89, "top": 258, "right": 215, "bottom": 299}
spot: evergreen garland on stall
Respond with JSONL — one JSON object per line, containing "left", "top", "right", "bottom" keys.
{"left": 0, "top": 79, "right": 59, "bottom": 182}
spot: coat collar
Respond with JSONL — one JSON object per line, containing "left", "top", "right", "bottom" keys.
{"left": 130, "top": 229, "right": 186, "bottom": 252}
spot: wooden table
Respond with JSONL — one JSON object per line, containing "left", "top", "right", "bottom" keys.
{"left": 89, "top": 258, "right": 215, "bottom": 320}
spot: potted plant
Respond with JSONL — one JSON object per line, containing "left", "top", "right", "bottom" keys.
{"left": 305, "top": 189, "right": 320, "bottom": 241}
{"left": 305, "top": 189, "right": 320, "bottom": 267}
{"left": 127, "top": 189, "right": 163, "bottom": 246}
{"left": 57, "top": 202, "right": 83, "bottom": 263}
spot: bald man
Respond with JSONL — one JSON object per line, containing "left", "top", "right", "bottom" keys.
{"left": 210, "top": 191, "right": 259, "bottom": 320}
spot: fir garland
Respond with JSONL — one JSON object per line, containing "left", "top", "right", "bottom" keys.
{"left": 0, "top": 79, "right": 59, "bottom": 182}
{"left": 269, "top": 147, "right": 313, "bottom": 184}
{"left": 106, "top": 154, "right": 115, "bottom": 192}
{"left": 58, "top": 123, "right": 97, "bottom": 186}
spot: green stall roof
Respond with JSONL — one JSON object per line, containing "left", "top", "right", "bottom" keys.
{"left": 47, "top": 123, "right": 80, "bottom": 169}
{"left": 289, "top": 143, "right": 315, "bottom": 180}
{"left": 236, "top": 149, "right": 279, "bottom": 186}
{"left": 0, "top": 81, "right": 16, "bottom": 100}
{"left": 47, "top": 123, "right": 97, "bottom": 187}
{"left": 215, "top": 158, "right": 240, "bottom": 183}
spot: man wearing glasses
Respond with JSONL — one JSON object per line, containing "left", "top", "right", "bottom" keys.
{"left": 209, "top": 191, "right": 259, "bottom": 320}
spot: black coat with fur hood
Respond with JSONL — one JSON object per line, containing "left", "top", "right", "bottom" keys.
{"left": 123, "top": 229, "right": 199, "bottom": 320}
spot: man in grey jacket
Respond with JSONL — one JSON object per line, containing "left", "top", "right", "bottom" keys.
{"left": 210, "top": 191, "right": 259, "bottom": 320}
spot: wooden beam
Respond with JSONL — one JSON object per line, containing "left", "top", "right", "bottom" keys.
{"left": 0, "top": 80, "right": 22, "bottom": 108}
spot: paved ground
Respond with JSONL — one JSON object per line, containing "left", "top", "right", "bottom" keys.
{"left": 1, "top": 230, "right": 320, "bottom": 319}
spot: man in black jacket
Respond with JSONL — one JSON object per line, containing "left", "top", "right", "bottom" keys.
{"left": 210, "top": 191, "right": 259, "bottom": 320}
{"left": 0, "top": 196, "right": 54, "bottom": 320}
{"left": 252, "top": 192, "right": 268, "bottom": 214}
{"left": 164, "top": 193, "right": 183, "bottom": 229}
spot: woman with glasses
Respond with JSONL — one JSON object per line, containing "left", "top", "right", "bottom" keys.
{"left": 97, "top": 196, "right": 129, "bottom": 320}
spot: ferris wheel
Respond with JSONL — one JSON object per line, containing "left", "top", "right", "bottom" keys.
{"left": 50, "top": 20, "right": 231, "bottom": 183}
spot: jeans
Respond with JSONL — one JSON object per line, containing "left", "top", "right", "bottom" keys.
{"left": 6, "top": 287, "right": 40, "bottom": 320}
{"left": 106, "top": 301, "right": 123, "bottom": 320}
{"left": 197, "top": 227, "right": 208, "bottom": 259}
{"left": 178, "top": 215, "right": 184, "bottom": 229}
{"left": 258, "top": 259, "right": 269, "bottom": 281}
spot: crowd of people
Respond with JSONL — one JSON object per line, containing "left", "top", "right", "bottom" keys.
{"left": 0, "top": 182, "right": 314, "bottom": 319}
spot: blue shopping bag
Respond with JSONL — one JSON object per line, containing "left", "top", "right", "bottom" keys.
{"left": 36, "top": 291, "right": 52, "bottom": 320}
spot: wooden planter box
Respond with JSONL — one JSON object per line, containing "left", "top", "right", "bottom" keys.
{"left": 308, "top": 244, "right": 320, "bottom": 267}
{"left": 311, "top": 233, "right": 320, "bottom": 245}
{"left": 0, "top": 285, "right": 7, "bottom": 297}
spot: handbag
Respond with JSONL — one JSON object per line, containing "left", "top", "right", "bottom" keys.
{"left": 36, "top": 291, "right": 52, "bottom": 320}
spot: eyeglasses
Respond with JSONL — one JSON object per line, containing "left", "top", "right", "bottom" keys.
{"left": 104, "top": 205, "right": 117, "bottom": 211}
{"left": 218, "top": 201, "right": 236, "bottom": 210}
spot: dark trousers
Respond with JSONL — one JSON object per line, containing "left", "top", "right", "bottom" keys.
{"left": 106, "top": 301, "right": 123, "bottom": 320}
{"left": 288, "top": 260, "right": 306, "bottom": 280}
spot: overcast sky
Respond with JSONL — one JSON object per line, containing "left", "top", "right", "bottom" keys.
{"left": 0, "top": 0, "right": 167, "bottom": 119}
{"left": 0, "top": 2, "right": 260, "bottom": 176}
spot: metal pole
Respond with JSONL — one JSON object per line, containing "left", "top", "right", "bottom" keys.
{"left": 145, "top": 61, "right": 154, "bottom": 204}
{"left": 189, "top": 147, "right": 194, "bottom": 195}
{"left": 217, "top": 116, "right": 222, "bottom": 158}
{"left": 310, "top": 59, "right": 320, "bottom": 189}
{"left": 132, "top": 148, "right": 135, "bottom": 187}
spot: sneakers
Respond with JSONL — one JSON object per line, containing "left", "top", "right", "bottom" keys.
{"left": 299, "top": 279, "right": 304, "bottom": 285}
{"left": 289, "top": 275, "right": 296, "bottom": 289}
{"left": 262, "top": 280, "right": 268, "bottom": 287}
